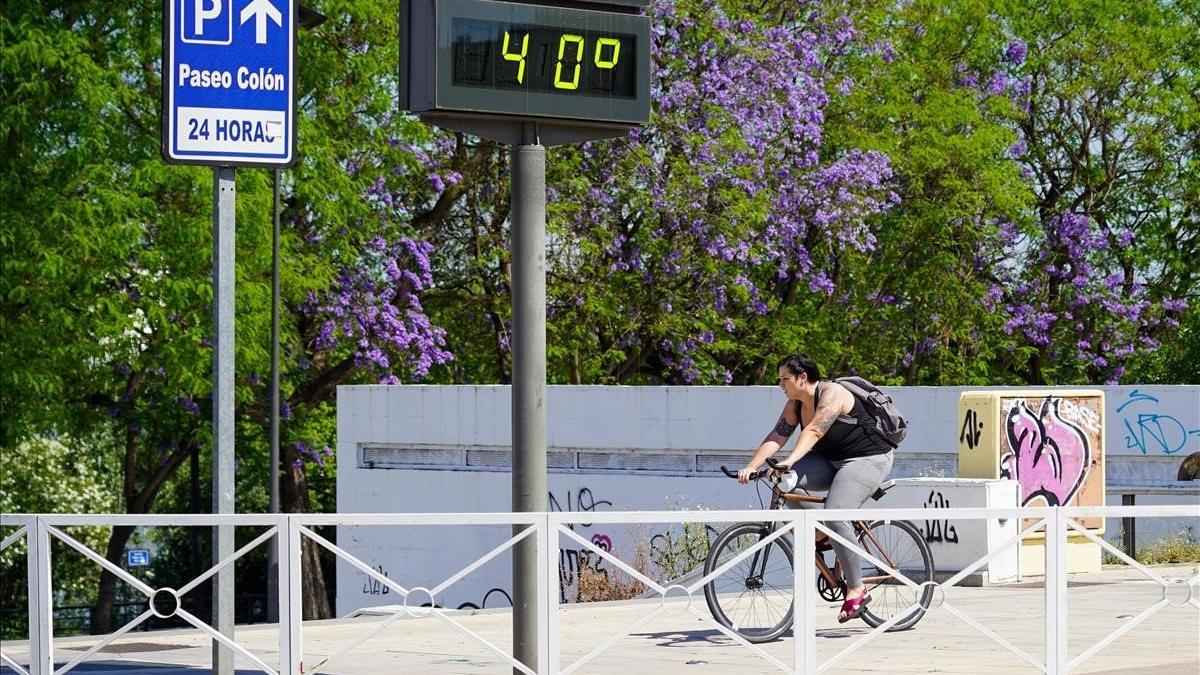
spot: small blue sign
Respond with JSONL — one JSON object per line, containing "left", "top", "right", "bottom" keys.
{"left": 163, "top": 0, "right": 295, "bottom": 166}
{"left": 127, "top": 549, "right": 151, "bottom": 567}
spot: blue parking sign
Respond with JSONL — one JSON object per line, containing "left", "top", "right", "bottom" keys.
{"left": 127, "top": 549, "right": 151, "bottom": 567}
{"left": 163, "top": 0, "right": 295, "bottom": 166}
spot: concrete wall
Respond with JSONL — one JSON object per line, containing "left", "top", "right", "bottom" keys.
{"left": 334, "top": 385, "right": 1199, "bottom": 615}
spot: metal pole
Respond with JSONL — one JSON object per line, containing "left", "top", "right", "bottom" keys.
{"left": 1121, "top": 493, "right": 1136, "bottom": 560}
{"left": 511, "top": 122, "right": 546, "bottom": 675}
{"left": 212, "top": 166, "right": 236, "bottom": 675}
{"left": 267, "top": 168, "right": 282, "bottom": 623}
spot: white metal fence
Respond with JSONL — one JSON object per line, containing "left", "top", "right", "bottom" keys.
{"left": 2, "top": 505, "right": 1197, "bottom": 674}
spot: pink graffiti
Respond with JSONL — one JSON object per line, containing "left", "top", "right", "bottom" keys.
{"left": 591, "top": 534, "right": 613, "bottom": 552}
{"left": 1001, "top": 398, "right": 1091, "bottom": 507}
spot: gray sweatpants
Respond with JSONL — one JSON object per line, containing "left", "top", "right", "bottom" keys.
{"left": 785, "top": 451, "right": 894, "bottom": 588}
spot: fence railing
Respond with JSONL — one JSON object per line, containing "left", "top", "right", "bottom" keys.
{"left": 1, "top": 505, "right": 1197, "bottom": 675}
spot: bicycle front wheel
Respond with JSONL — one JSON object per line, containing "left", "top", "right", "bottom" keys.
{"left": 702, "top": 522, "right": 794, "bottom": 643}
{"left": 854, "top": 519, "right": 935, "bottom": 631}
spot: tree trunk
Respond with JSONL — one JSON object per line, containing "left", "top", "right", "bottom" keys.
{"left": 89, "top": 429, "right": 191, "bottom": 635}
{"left": 89, "top": 524, "right": 134, "bottom": 634}
{"left": 301, "top": 537, "right": 332, "bottom": 620}
{"left": 283, "top": 460, "right": 332, "bottom": 620}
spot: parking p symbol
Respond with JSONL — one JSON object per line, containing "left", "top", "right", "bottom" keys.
{"left": 194, "top": 0, "right": 221, "bottom": 35}
{"left": 182, "top": 0, "right": 231, "bottom": 45}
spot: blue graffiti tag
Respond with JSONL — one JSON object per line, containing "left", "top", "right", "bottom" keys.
{"left": 1117, "top": 390, "right": 1200, "bottom": 455}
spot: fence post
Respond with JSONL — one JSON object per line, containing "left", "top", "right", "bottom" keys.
{"left": 796, "top": 510, "right": 816, "bottom": 675}
{"left": 27, "top": 518, "right": 52, "bottom": 675}
{"left": 278, "top": 516, "right": 303, "bottom": 675}
{"left": 536, "top": 515, "right": 550, "bottom": 675}
{"left": 1044, "top": 509, "right": 1067, "bottom": 675}
{"left": 543, "top": 514, "right": 560, "bottom": 674}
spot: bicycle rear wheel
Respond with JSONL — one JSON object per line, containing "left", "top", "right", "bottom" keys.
{"left": 702, "top": 522, "right": 794, "bottom": 643}
{"left": 854, "top": 519, "right": 935, "bottom": 631}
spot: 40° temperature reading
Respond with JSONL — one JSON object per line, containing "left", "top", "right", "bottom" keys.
{"left": 451, "top": 19, "right": 638, "bottom": 99}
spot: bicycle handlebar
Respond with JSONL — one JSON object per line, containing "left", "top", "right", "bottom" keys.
{"left": 764, "top": 457, "right": 791, "bottom": 472}
{"left": 720, "top": 465, "right": 763, "bottom": 481}
{"left": 720, "top": 458, "right": 793, "bottom": 482}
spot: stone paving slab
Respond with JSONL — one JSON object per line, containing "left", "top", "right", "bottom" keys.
{"left": 2, "top": 564, "right": 1196, "bottom": 674}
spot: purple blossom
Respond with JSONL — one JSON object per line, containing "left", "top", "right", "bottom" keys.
{"left": 303, "top": 235, "right": 452, "bottom": 379}
{"left": 182, "top": 397, "right": 199, "bottom": 415}
{"left": 541, "top": 1, "right": 903, "bottom": 383}
{"left": 1163, "top": 299, "right": 1188, "bottom": 312}
{"left": 1004, "top": 40, "right": 1028, "bottom": 66}
{"left": 987, "top": 71, "right": 1008, "bottom": 95}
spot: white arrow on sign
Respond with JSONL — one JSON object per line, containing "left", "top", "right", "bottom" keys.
{"left": 240, "top": 0, "right": 282, "bottom": 45}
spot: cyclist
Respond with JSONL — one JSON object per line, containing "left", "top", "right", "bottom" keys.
{"left": 737, "top": 353, "right": 895, "bottom": 623}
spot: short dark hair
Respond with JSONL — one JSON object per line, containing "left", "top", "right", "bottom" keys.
{"left": 777, "top": 353, "right": 820, "bottom": 381}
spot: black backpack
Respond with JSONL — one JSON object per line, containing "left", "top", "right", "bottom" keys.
{"left": 829, "top": 377, "right": 908, "bottom": 448}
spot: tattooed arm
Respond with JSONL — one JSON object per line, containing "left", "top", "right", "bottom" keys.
{"left": 780, "top": 383, "right": 854, "bottom": 468}
{"left": 738, "top": 402, "right": 800, "bottom": 483}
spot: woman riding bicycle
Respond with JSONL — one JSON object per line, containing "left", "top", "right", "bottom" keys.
{"left": 737, "top": 353, "right": 895, "bottom": 623}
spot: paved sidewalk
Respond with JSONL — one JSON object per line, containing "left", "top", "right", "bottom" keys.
{"left": 2, "top": 564, "right": 1197, "bottom": 674}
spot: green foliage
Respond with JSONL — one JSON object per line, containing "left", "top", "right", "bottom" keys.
{"left": 1, "top": 436, "right": 121, "bottom": 634}
{"left": 1126, "top": 306, "right": 1200, "bottom": 384}
{"left": 993, "top": 0, "right": 1200, "bottom": 383}
{"left": 814, "top": 0, "right": 1033, "bottom": 384}
{"left": 1106, "top": 529, "right": 1200, "bottom": 566}
{"left": 1, "top": 0, "right": 444, "bottom": 621}
{"left": 1136, "top": 533, "right": 1200, "bottom": 565}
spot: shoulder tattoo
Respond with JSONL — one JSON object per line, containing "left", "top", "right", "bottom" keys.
{"left": 773, "top": 417, "right": 798, "bottom": 437}
{"left": 809, "top": 395, "right": 840, "bottom": 436}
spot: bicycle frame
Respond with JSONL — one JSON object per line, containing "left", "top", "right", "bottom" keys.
{"left": 772, "top": 484, "right": 898, "bottom": 591}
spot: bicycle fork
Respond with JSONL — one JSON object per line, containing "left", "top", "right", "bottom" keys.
{"left": 743, "top": 524, "right": 780, "bottom": 589}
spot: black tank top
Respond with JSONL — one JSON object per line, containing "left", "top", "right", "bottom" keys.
{"left": 794, "top": 382, "right": 892, "bottom": 461}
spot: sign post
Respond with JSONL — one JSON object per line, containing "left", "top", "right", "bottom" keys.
{"left": 399, "top": 2, "right": 650, "bottom": 670}
{"left": 163, "top": 2, "right": 296, "bottom": 673}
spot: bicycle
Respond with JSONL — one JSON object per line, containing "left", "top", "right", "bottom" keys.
{"left": 702, "top": 458, "right": 935, "bottom": 642}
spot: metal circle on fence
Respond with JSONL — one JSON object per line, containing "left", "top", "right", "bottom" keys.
{"left": 1162, "top": 578, "right": 1193, "bottom": 607}
{"left": 404, "top": 586, "right": 436, "bottom": 616}
{"left": 919, "top": 581, "right": 946, "bottom": 610}
{"left": 661, "top": 584, "right": 693, "bottom": 613}
{"left": 149, "top": 588, "right": 181, "bottom": 618}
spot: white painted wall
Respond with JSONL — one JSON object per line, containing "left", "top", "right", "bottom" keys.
{"left": 335, "top": 385, "right": 1199, "bottom": 616}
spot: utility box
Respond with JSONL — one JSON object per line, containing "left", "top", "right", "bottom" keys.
{"left": 866, "top": 478, "right": 1020, "bottom": 585}
{"left": 958, "top": 390, "right": 1105, "bottom": 575}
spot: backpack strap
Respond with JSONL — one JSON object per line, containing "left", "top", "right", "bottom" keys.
{"left": 801, "top": 381, "right": 859, "bottom": 426}
{"left": 831, "top": 380, "right": 864, "bottom": 425}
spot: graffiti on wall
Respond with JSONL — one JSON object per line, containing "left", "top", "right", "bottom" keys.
{"left": 959, "top": 409, "right": 984, "bottom": 450}
{"left": 1117, "top": 390, "right": 1200, "bottom": 455}
{"left": 549, "top": 487, "right": 612, "bottom": 530}
{"left": 362, "top": 564, "right": 392, "bottom": 596}
{"left": 1001, "top": 398, "right": 1093, "bottom": 507}
{"left": 456, "top": 587, "right": 512, "bottom": 611}
{"left": 1001, "top": 396, "right": 1103, "bottom": 529}
{"left": 921, "top": 490, "right": 959, "bottom": 545}
{"left": 550, "top": 487, "right": 615, "bottom": 602}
